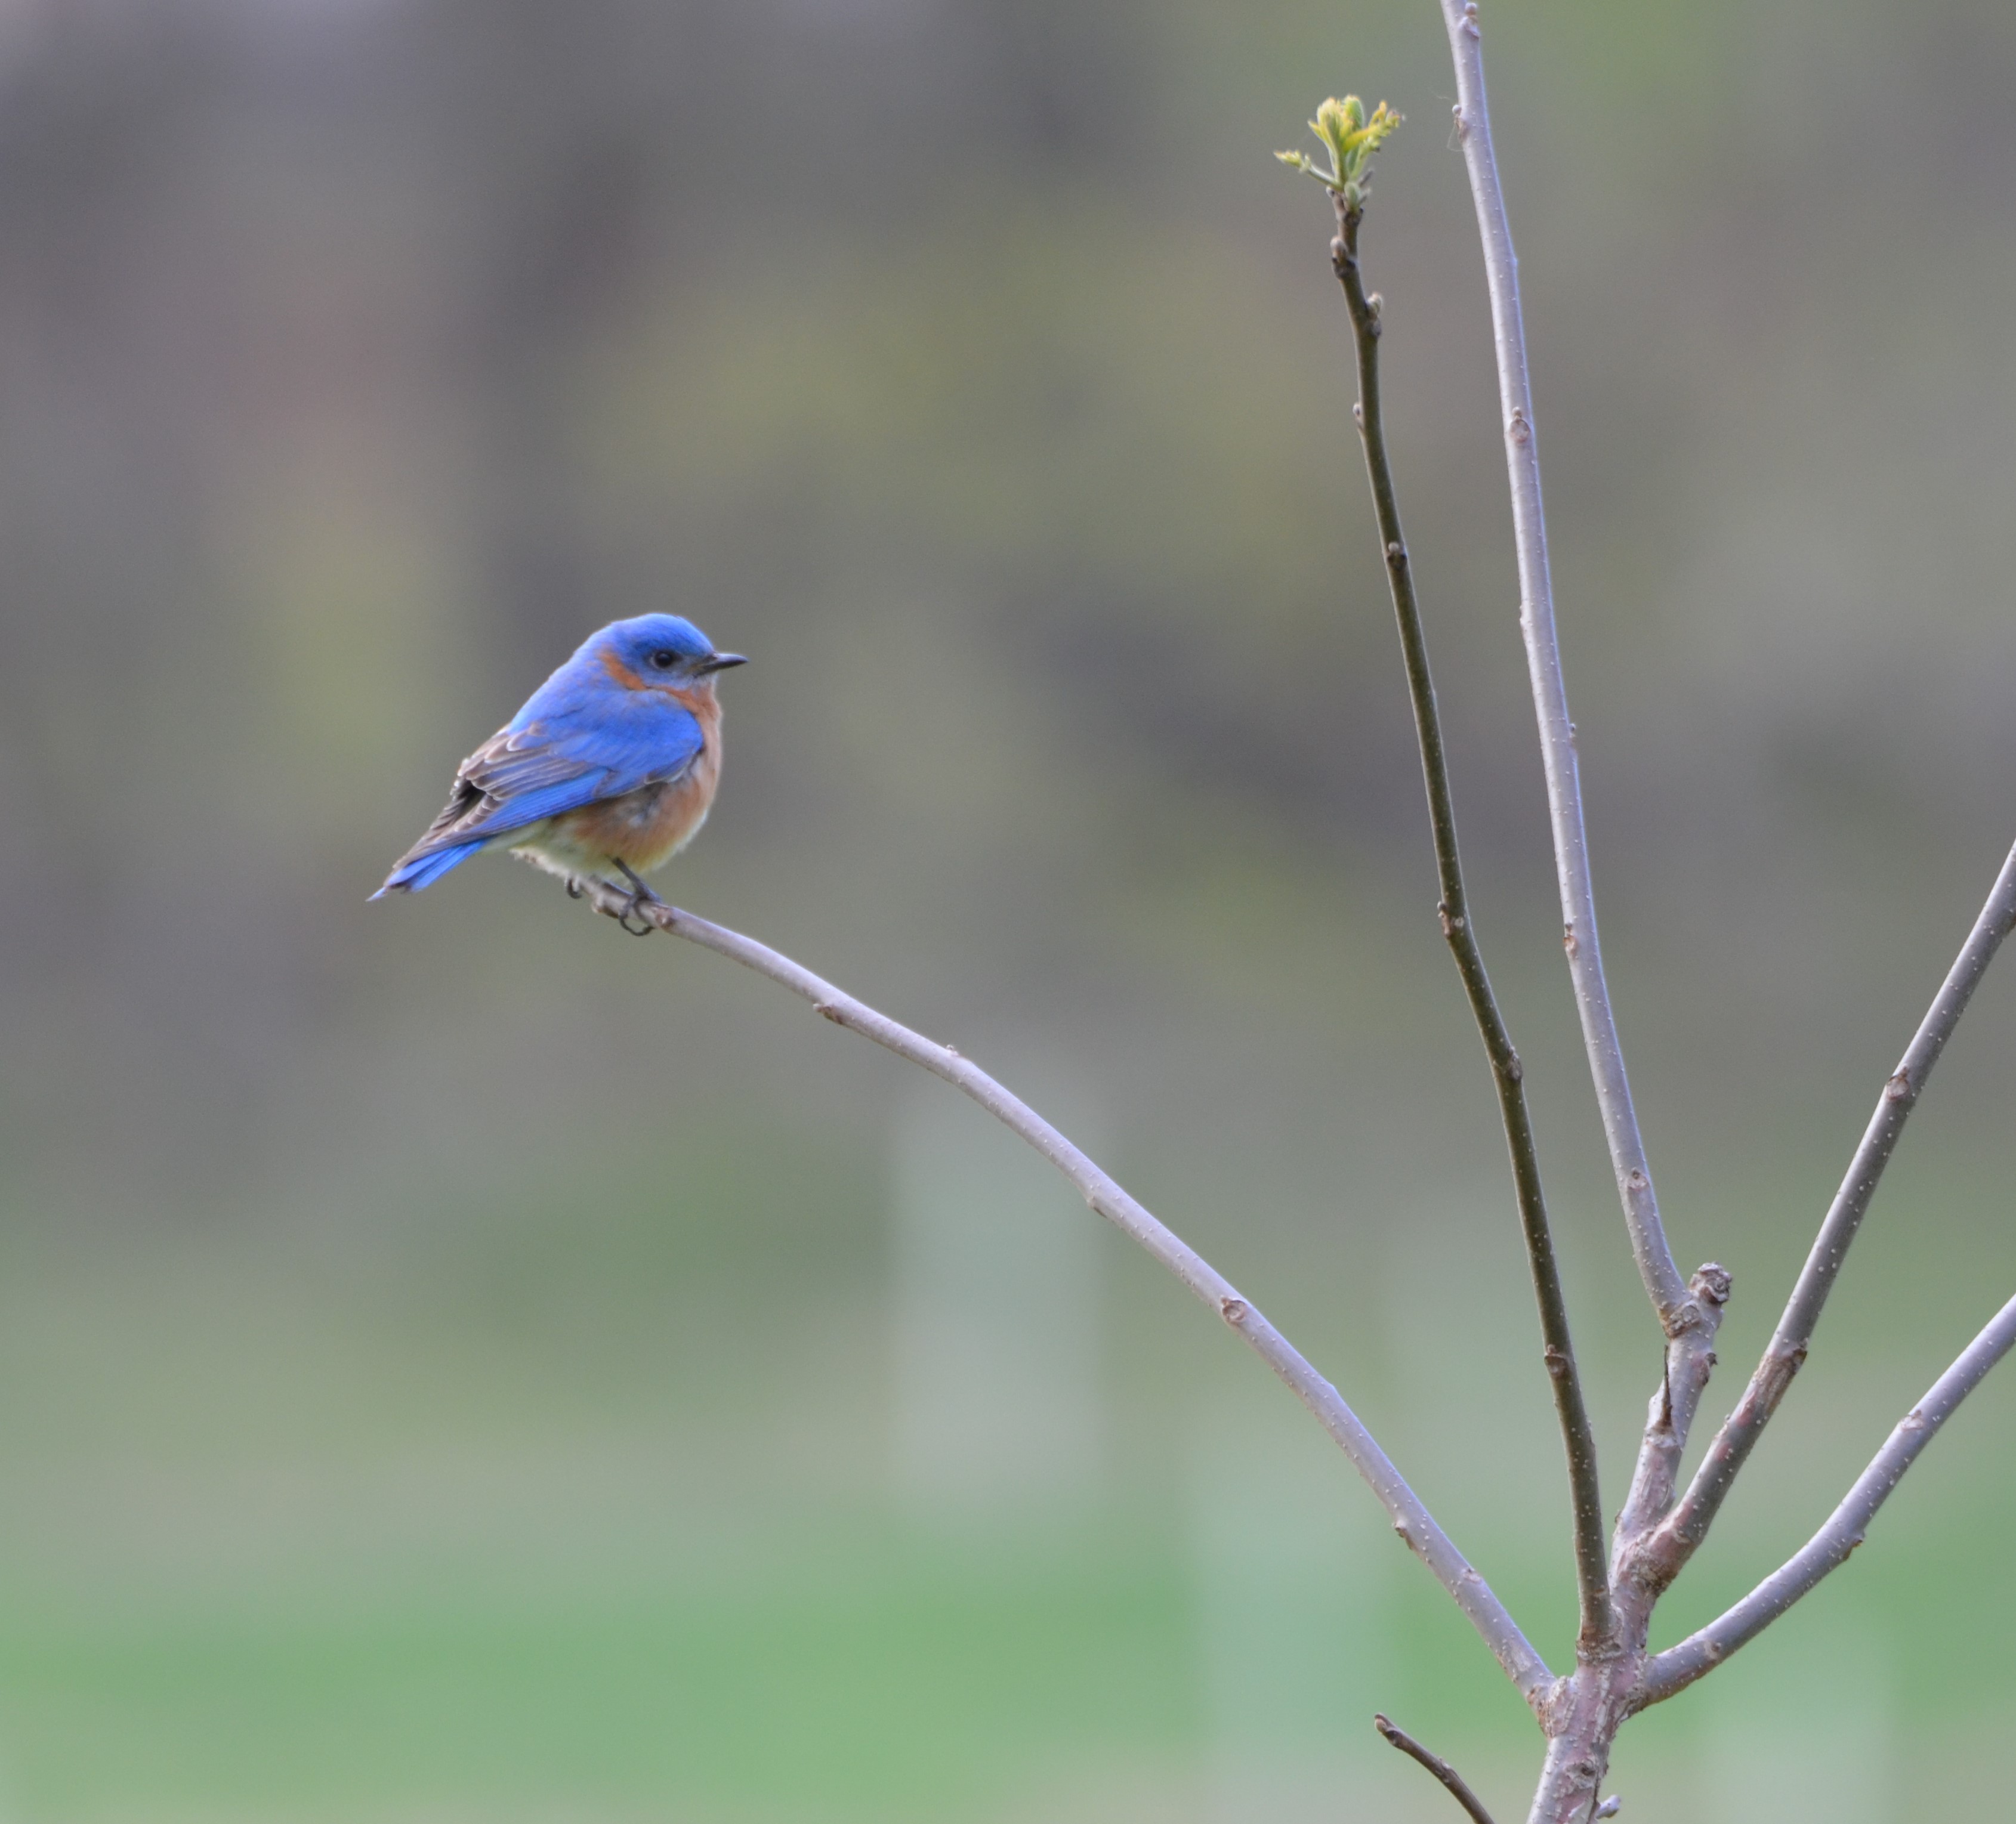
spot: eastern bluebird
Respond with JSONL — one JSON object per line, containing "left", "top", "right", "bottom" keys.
{"left": 373, "top": 614, "right": 746, "bottom": 928}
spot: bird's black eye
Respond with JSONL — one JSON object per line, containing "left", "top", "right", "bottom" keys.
{"left": 647, "top": 648, "right": 680, "bottom": 670}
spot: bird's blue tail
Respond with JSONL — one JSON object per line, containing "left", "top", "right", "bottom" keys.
{"left": 371, "top": 841, "right": 481, "bottom": 899}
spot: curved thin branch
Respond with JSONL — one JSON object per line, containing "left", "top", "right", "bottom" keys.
{"left": 1435, "top": 0, "right": 1688, "bottom": 1330}
{"left": 1329, "top": 190, "right": 1609, "bottom": 1649}
{"left": 1645, "top": 842, "right": 2016, "bottom": 1582}
{"left": 582, "top": 880, "right": 1555, "bottom": 1710}
{"left": 1375, "top": 1714, "right": 1499, "bottom": 1824}
{"left": 1640, "top": 1286, "right": 2016, "bottom": 1705}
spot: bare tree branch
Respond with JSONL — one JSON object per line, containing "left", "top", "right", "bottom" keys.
{"left": 1327, "top": 186, "right": 1610, "bottom": 1649}
{"left": 1644, "top": 842, "right": 2016, "bottom": 1584}
{"left": 1433, "top": 0, "right": 1688, "bottom": 1332}
{"left": 579, "top": 879, "right": 1555, "bottom": 1708}
{"left": 1640, "top": 1286, "right": 2016, "bottom": 1705}
{"left": 1376, "top": 1713, "right": 1499, "bottom": 1824}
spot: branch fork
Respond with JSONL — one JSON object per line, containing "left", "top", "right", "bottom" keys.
{"left": 1317, "top": 4, "right": 2016, "bottom": 1815}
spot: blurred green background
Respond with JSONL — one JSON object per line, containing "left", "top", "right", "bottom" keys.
{"left": 0, "top": 0, "right": 2013, "bottom": 1817}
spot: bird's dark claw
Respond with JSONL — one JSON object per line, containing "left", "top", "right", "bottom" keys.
{"left": 614, "top": 860, "right": 663, "bottom": 906}
{"left": 612, "top": 860, "right": 662, "bottom": 935}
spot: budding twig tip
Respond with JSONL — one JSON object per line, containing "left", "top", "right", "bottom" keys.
{"left": 1276, "top": 94, "right": 1401, "bottom": 205}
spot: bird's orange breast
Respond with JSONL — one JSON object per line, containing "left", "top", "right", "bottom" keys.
{"left": 551, "top": 686, "right": 724, "bottom": 873}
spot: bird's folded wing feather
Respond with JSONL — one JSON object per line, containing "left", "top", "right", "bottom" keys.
{"left": 399, "top": 703, "right": 705, "bottom": 861}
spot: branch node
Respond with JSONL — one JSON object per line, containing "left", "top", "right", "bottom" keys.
{"left": 1218, "top": 1295, "right": 1250, "bottom": 1328}
{"left": 1884, "top": 1067, "right": 1911, "bottom": 1102}
{"left": 814, "top": 1001, "right": 845, "bottom": 1024}
{"left": 1563, "top": 921, "right": 1579, "bottom": 957}
{"left": 1691, "top": 1263, "right": 1733, "bottom": 1309}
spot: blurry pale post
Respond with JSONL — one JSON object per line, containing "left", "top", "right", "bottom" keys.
{"left": 1190, "top": 1387, "right": 1393, "bottom": 1823}
{"left": 890, "top": 1065, "right": 1106, "bottom": 1517}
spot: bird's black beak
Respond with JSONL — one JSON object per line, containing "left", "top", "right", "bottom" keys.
{"left": 699, "top": 652, "right": 748, "bottom": 674}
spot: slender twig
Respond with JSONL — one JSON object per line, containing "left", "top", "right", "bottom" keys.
{"left": 1434, "top": 0, "right": 1688, "bottom": 1331}
{"left": 580, "top": 879, "right": 1555, "bottom": 1709}
{"left": 1613, "top": 1263, "right": 1731, "bottom": 1575}
{"left": 1640, "top": 1286, "right": 2016, "bottom": 1705}
{"left": 1642, "top": 842, "right": 2016, "bottom": 1584}
{"left": 1375, "top": 1714, "right": 1499, "bottom": 1824}
{"left": 1329, "top": 190, "right": 1610, "bottom": 1649}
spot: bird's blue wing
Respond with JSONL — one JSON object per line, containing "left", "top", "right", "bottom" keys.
{"left": 456, "top": 696, "right": 706, "bottom": 838}
{"left": 381, "top": 692, "right": 705, "bottom": 886}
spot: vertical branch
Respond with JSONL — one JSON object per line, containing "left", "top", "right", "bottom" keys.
{"left": 1434, "top": 0, "right": 1690, "bottom": 1331}
{"left": 1329, "top": 190, "right": 1611, "bottom": 1649}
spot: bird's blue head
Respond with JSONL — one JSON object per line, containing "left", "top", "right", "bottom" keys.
{"left": 594, "top": 614, "right": 747, "bottom": 687}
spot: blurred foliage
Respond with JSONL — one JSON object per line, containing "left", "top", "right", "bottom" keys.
{"left": 0, "top": 0, "right": 2012, "bottom": 1817}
